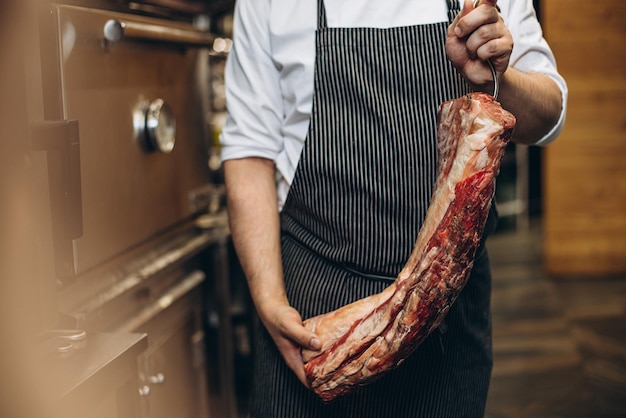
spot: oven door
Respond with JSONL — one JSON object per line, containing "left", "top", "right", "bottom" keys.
{"left": 44, "top": 5, "right": 214, "bottom": 276}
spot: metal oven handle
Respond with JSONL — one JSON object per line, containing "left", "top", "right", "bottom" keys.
{"left": 103, "top": 19, "right": 215, "bottom": 48}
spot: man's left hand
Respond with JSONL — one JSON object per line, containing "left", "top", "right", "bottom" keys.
{"left": 446, "top": 0, "right": 513, "bottom": 89}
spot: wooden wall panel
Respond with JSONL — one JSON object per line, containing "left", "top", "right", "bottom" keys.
{"left": 542, "top": 0, "right": 626, "bottom": 276}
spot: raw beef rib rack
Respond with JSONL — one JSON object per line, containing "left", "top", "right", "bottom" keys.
{"left": 301, "top": 92, "right": 516, "bottom": 402}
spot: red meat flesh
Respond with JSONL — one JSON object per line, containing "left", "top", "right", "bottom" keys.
{"left": 301, "top": 93, "right": 516, "bottom": 402}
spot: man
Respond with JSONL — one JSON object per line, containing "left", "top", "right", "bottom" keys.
{"left": 220, "top": 0, "right": 566, "bottom": 416}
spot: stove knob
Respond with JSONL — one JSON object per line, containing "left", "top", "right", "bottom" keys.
{"left": 145, "top": 99, "right": 176, "bottom": 153}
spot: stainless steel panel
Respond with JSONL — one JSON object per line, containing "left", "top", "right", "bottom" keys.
{"left": 55, "top": 5, "right": 212, "bottom": 273}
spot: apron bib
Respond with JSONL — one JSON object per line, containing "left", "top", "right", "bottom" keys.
{"left": 251, "top": 1, "right": 497, "bottom": 416}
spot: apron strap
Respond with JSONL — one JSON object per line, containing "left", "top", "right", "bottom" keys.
{"left": 448, "top": 0, "right": 461, "bottom": 22}
{"left": 318, "top": 0, "right": 328, "bottom": 30}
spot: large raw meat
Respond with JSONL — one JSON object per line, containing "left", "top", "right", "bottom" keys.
{"left": 301, "top": 92, "right": 516, "bottom": 402}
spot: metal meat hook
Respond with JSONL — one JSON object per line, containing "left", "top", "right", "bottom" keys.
{"left": 472, "top": 0, "right": 499, "bottom": 99}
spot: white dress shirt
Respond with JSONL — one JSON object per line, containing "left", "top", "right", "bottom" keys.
{"left": 220, "top": 0, "right": 568, "bottom": 209}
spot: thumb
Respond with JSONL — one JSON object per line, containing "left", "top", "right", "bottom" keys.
{"left": 460, "top": 0, "right": 475, "bottom": 17}
{"left": 449, "top": 0, "right": 475, "bottom": 36}
{"left": 473, "top": 0, "right": 499, "bottom": 10}
{"left": 281, "top": 309, "right": 322, "bottom": 351}
{"left": 478, "top": 0, "right": 498, "bottom": 7}
{"left": 449, "top": 0, "right": 470, "bottom": 33}
{"left": 289, "top": 323, "right": 321, "bottom": 351}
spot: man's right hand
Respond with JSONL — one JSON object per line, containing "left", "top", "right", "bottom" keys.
{"left": 223, "top": 157, "right": 320, "bottom": 387}
{"left": 258, "top": 302, "right": 321, "bottom": 387}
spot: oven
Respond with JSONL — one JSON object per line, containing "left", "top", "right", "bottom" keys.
{"left": 31, "top": 1, "right": 246, "bottom": 417}
{"left": 37, "top": 3, "right": 224, "bottom": 280}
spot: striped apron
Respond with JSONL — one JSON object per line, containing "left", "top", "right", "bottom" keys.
{"left": 250, "top": 1, "right": 498, "bottom": 416}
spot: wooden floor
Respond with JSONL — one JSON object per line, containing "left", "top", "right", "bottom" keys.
{"left": 485, "top": 221, "right": 626, "bottom": 418}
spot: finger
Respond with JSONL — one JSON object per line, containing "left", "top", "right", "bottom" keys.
{"left": 274, "top": 306, "right": 321, "bottom": 350}
{"left": 448, "top": 0, "right": 474, "bottom": 36}
{"left": 286, "top": 349, "right": 308, "bottom": 386}
{"left": 461, "top": 0, "right": 475, "bottom": 17}
{"left": 276, "top": 339, "right": 311, "bottom": 387}
{"left": 478, "top": 0, "right": 498, "bottom": 7}
{"left": 476, "top": 31, "right": 513, "bottom": 74}
{"left": 475, "top": 37, "right": 500, "bottom": 62}
{"left": 280, "top": 314, "right": 321, "bottom": 351}
{"left": 465, "top": 23, "right": 499, "bottom": 58}
{"left": 454, "top": 2, "right": 500, "bottom": 38}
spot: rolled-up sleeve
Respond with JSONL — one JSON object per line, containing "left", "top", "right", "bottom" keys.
{"left": 503, "top": 0, "right": 568, "bottom": 145}
{"left": 220, "top": 0, "right": 284, "bottom": 161}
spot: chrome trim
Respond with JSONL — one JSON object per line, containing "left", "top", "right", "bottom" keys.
{"left": 103, "top": 18, "right": 215, "bottom": 47}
